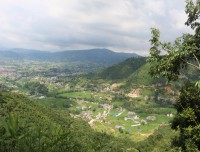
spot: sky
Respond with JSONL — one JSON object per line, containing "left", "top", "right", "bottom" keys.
{"left": 0, "top": 0, "right": 193, "bottom": 55}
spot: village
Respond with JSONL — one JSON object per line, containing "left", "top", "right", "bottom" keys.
{"left": 68, "top": 97, "right": 174, "bottom": 136}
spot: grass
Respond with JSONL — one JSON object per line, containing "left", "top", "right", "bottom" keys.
{"left": 58, "top": 91, "right": 93, "bottom": 99}
{"left": 140, "top": 88, "right": 155, "bottom": 96}
{"left": 36, "top": 97, "right": 77, "bottom": 109}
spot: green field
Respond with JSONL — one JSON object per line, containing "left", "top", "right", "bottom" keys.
{"left": 58, "top": 91, "right": 93, "bottom": 99}
{"left": 37, "top": 97, "right": 77, "bottom": 109}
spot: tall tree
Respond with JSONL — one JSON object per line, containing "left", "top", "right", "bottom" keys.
{"left": 148, "top": 0, "right": 200, "bottom": 151}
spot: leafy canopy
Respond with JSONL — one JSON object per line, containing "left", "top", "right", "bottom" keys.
{"left": 148, "top": 0, "right": 200, "bottom": 82}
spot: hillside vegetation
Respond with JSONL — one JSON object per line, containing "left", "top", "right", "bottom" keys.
{"left": 96, "top": 57, "right": 146, "bottom": 80}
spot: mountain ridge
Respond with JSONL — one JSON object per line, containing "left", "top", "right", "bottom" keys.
{"left": 0, "top": 48, "right": 141, "bottom": 66}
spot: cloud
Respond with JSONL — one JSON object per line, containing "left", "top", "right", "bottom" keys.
{"left": 0, "top": 0, "right": 193, "bottom": 55}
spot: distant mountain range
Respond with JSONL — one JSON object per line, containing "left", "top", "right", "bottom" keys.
{"left": 0, "top": 48, "right": 141, "bottom": 66}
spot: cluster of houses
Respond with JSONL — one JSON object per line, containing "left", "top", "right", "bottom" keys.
{"left": 73, "top": 102, "right": 114, "bottom": 127}
{"left": 126, "top": 84, "right": 177, "bottom": 105}
{"left": 127, "top": 89, "right": 141, "bottom": 98}
{"left": 0, "top": 66, "right": 19, "bottom": 78}
{"left": 115, "top": 112, "right": 159, "bottom": 130}
{"left": 71, "top": 96, "right": 173, "bottom": 133}
{"left": 33, "top": 76, "right": 64, "bottom": 89}
{"left": 167, "top": 113, "right": 174, "bottom": 117}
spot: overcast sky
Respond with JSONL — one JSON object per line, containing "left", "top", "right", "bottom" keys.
{"left": 0, "top": 0, "right": 193, "bottom": 55}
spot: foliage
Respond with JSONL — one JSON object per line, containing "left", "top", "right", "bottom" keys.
{"left": 148, "top": 27, "right": 199, "bottom": 81}
{"left": 171, "top": 83, "right": 200, "bottom": 151}
{"left": 24, "top": 81, "right": 48, "bottom": 95}
{"left": 135, "top": 126, "right": 177, "bottom": 152}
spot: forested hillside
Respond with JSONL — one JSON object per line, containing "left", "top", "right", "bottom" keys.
{"left": 96, "top": 57, "right": 146, "bottom": 80}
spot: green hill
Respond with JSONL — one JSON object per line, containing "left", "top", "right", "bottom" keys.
{"left": 125, "top": 62, "right": 165, "bottom": 87}
{"left": 96, "top": 57, "right": 165, "bottom": 87}
{"left": 96, "top": 57, "right": 146, "bottom": 80}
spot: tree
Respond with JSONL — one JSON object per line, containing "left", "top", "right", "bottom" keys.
{"left": 171, "top": 83, "right": 200, "bottom": 151}
{"left": 148, "top": 0, "right": 200, "bottom": 151}
{"left": 24, "top": 81, "right": 48, "bottom": 95}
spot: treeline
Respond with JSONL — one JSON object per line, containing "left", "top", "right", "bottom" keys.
{"left": 24, "top": 81, "right": 48, "bottom": 95}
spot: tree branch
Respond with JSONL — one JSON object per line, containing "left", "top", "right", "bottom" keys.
{"left": 193, "top": 53, "right": 200, "bottom": 68}
{"left": 181, "top": 58, "right": 200, "bottom": 70}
